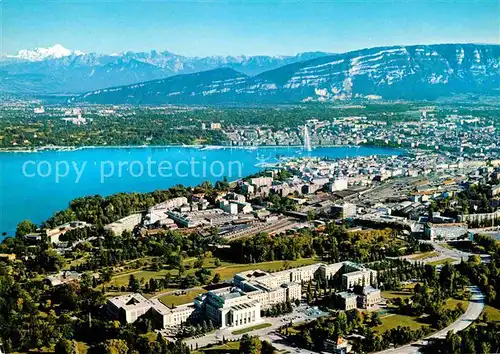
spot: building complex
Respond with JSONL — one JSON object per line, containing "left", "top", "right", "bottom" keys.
{"left": 106, "top": 261, "right": 380, "bottom": 330}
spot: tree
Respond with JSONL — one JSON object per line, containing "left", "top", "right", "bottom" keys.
{"left": 156, "top": 332, "right": 168, "bottom": 354}
{"left": 262, "top": 340, "right": 276, "bottom": 354}
{"left": 194, "top": 256, "right": 205, "bottom": 269}
{"left": 481, "top": 342, "right": 491, "bottom": 354}
{"left": 371, "top": 311, "right": 382, "bottom": 326}
{"left": 482, "top": 312, "right": 490, "bottom": 323}
{"left": 239, "top": 334, "right": 262, "bottom": 354}
{"left": 212, "top": 273, "right": 221, "bottom": 284}
{"left": 102, "top": 339, "right": 129, "bottom": 354}
{"left": 128, "top": 274, "right": 141, "bottom": 292}
{"left": 55, "top": 339, "right": 78, "bottom": 354}
{"left": 16, "top": 219, "right": 37, "bottom": 237}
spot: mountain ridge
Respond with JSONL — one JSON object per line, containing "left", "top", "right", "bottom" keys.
{"left": 73, "top": 43, "right": 500, "bottom": 104}
{"left": 0, "top": 45, "right": 332, "bottom": 94}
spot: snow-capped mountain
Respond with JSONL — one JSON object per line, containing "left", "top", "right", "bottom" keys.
{"left": 74, "top": 44, "right": 500, "bottom": 104}
{"left": 6, "top": 44, "right": 85, "bottom": 61}
{"left": 0, "top": 45, "right": 330, "bottom": 94}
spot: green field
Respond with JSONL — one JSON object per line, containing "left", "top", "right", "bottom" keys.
{"left": 159, "top": 288, "right": 205, "bottom": 307}
{"left": 482, "top": 305, "right": 500, "bottom": 323}
{"left": 427, "top": 257, "right": 458, "bottom": 266}
{"left": 443, "top": 298, "right": 469, "bottom": 311}
{"left": 109, "top": 257, "right": 318, "bottom": 292}
{"left": 409, "top": 251, "right": 439, "bottom": 260}
{"left": 110, "top": 269, "right": 173, "bottom": 288}
{"left": 194, "top": 341, "right": 240, "bottom": 354}
{"left": 375, "top": 313, "right": 423, "bottom": 332}
{"left": 382, "top": 290, "right": 414, "bottom": 300}
{"left": 213, "top": 258, "right": 318, "bottom": 280}
{"left": 231, "top": 323, "right": 272, "bottom": 335}
{"left": 381, "top": 283, "right": 417, "bottom": 300}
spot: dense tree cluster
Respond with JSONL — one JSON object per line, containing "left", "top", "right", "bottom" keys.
{"left": 261, "top": 301, "right": 293, "bottom": 317}
{"left": 227, "top": 225, "right": 427, "bottom": 265}
{"left": 457, "top": 234, "right": 500, "bottom": 306}
{"left": 239, "top": 334, "right": 276, "bottom": 354}
{"left": 43, "top": 186, "right": 191, "bottom": 228}
{"left": 421, "top": 321, "right": 500, "bottom": 354}
{"left": 0, "top": 108, "right": 228, "bottom": 148}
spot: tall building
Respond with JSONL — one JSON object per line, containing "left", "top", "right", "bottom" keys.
{"left": 332, "top": 203, "right": 357, "bottom": 219}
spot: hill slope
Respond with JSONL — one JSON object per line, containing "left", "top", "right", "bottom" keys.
{"left": 74, "top": 44, "right": 500, "bottom": 104}
{"left": 0, "top": 45, "right": 330, "bottom": 94}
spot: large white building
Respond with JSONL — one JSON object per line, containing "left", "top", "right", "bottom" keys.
{"left": 196, "top": 288, "right": 262, "bottom": 329}
{"left": 106, "top": 293, "right": 196, "bottom": 328}
{"left": 104, "top": 214, "right": 142, "bottom": 235}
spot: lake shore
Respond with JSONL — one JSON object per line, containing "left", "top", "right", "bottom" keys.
{"left": 0, "top": 145, "right": 404, "bottom": 240}
{"left": 0, "top": 143, "right": 398, "bottom": 153}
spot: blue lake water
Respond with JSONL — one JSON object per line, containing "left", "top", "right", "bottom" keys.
{"left": 0, "top": 146, "right": 402, "bottom": 241}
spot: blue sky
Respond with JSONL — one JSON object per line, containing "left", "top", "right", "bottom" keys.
{"left": 2, "top": 0, "right": 499, "bottom": 56}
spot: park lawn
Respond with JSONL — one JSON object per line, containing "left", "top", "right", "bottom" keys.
{"left": 443, "top": 298, "right": 469, "bottom": 311}
{"left": 109, "top": 257, "right": 318, "bottom": 290}
{"left": 382, "top": 289, "right": 414, "bottom": 300}
{"left": 64, "top": 253, "right": 91, "bottom": 270}
{"left": 427, "top": 258, "right": 458, "bottom": 266}
{"left": 375, "top": 313, "right": 423, "bottom": 332}
{"left": 409, "top": 251, "right": 439, "bottom": 260}
{"left": 212, "top": 258, "right": 319, "bottom": 280}
{"left": 231, "top": 323, "right": 272, "bottom": 335}
{"left": 110, "top": 269, "right": 174, "bottom": 288}
{"left": 482, "top": 305, "right": 500, "bottom": 323}
{"left": 194, "top": 341, "right": 240, "bottom": 354}
{"left": 159, "top": 288, "right": 204, "bottom": 307}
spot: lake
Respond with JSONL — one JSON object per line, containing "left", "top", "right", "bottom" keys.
{"left": 0, "top": 145, "right": 402, "bottom": 241}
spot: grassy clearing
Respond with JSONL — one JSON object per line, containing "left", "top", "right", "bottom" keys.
{"left": 159, "top": 288, "right": 204, "bottom": 307}
{"left": 409, "top": 251, "right": 439, "bottom": 260}
{"left": 382, "top": 290, "right": 414, "bottom": 300}
{"left": 110, "top": 269, "right": 173, "bottom": 288}
{"left": 482, "top": 305, "right": 500, "bottom": 322}
{"left": 231, "top": 323, "right": 272, "bottom": 335}
{"left": 427, "top": 258, "right": 458, "bottom": 266}
{"left": 108, "top": 257, "right": 318, "bottom": 290}
{"left": 375, "top": 313, "right": 423, "bottom": 332}
{"left": 64, "top": 254, "right": 91, "bottom": 270}
{"left": 195, "top": 341, "right": 240, "bottom": 354}
{"left": 213, "top": 258, "right": 318, "bottom": 280}
{"left": 443, "top": 298, "right": 469, "bottom": 311}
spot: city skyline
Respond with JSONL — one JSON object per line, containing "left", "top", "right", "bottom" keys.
{"left": 3, "top": 0, "right": 499, "bottom": 57}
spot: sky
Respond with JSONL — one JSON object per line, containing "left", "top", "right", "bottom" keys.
{"left": 2, "top": 0, "right": 499, "bottom": 57}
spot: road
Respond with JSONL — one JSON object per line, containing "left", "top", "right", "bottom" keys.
{"left": 375, "top": 286, "right": 484, "bottom": 354}
{"left": 395, "top": 241, "right": 472, "bottom": 266}
{"left": 429, "top": 242, "right": 472, "bottom": 263}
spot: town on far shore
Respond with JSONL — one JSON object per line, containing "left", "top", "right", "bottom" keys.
{"left": 2, "top": 141, "right": 499, "bottom": 354}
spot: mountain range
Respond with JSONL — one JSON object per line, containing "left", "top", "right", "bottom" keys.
{"left": 0, "top": 44, "right": 331, "bottom": 94}
{"left": 73, "top": 43, "right": 500, "bottom": 104}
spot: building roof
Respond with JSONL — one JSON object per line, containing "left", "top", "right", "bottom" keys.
{"left": 109, "top": 293, "right": 151, "bottom": 311}
{"left": 338, "top": 291, "right": 357, "bottom": 299}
